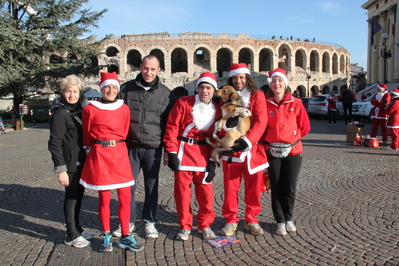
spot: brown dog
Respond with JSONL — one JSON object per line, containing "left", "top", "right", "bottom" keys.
{"left": 206, "top": 85, "right": 251, "bottom": 165}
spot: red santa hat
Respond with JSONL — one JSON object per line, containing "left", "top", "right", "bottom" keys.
{"left": 377, "top": 83, "right": 388, "bottom": 91}
{"left": 267, "top": 68, "right": 289, "bottom": 86}
{"left": 99, "top": 72, "right": 120, "bottom": 91}
{"left": 196, "top": 72, "right": 218, "bottom": 90}
{"left": 228, "top": 63, "right": 251, "bottom": 77}
{"left": 391, "top": 87, "right": 399, "bottom": 96}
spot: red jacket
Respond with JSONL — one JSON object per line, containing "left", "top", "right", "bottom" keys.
{"left": 262, "top": 93, "right": 311, "bottom": 155}
{"left": 386, "top": 98, "right": 399, "bottom": 128}
{"left": 371, "top": 92, "right": 391, "bottom": 120}
{"left": 327, "top": 95, "right": 338, "bottom": 111}
{"left": 164, "top": 95, "right": 221, "bottom": 172}
{"left": 218, "top": 89, "right": 268, "bottom": 174}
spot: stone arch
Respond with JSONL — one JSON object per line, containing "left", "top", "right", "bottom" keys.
{"left": 149, "top": 49, "right": 165, "bottom": 71}
{"left": 311, "top": 85, "right": 320, "bottom": 97}
{"left": 295, "top": 85, "right": 306, "bottom": 97}
{"left": 216, "top": 48, "right": 233, "bottom": 78}
{"left": 238, "top": 47, "right": 254, "bottom": 71}
{"left": 340, "top": 54, "right": 346, "bottom": 73}
{"left": 277, "top": 44, "right": 291, "bottom": 71}
{"left": 295, "top": 49, "right": 307, "bottom": 70}
{"left": 322, "top": 51, "right": 330, "bottom": 73}
{"left": 310, "top": 50, "right": 320, "bottom": 72}
{"left": 194, "top": 47, "right": 211, "bottom": 72}
{"left": 171, "top": 48, "right": 188, "bottom": 73}
{"left": 332, "top": 53, "right": 338, "bottom": 75}
{"left": 260, "top": 84, "right": 270, "bottom": 94}
{"left": 108, "top": 64, "right": 119, "bottom": 74}
{"left": 105, "top": 46, "right": 119, "bottom": 57}
{"left": 173, "top": 86, "right": 188, "bottom": 99}
{"left": 126, "top": 49, "right": 142, "bottom": 71}
{"left": 332, "top": 85, "right": 339, "bottom": 94}
{"left": 259, "top": 48, "right": 273, "bottom": 72}
{"left": 321, "top": 85, "right": 330, "bottom": 94}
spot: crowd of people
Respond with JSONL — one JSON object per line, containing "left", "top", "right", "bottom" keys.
{"left": 47, "top": 58, "right": 312, "bottom": 252}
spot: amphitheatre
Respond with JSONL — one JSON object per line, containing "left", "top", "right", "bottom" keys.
{"left": 86, "top": 31, "right": 351, "bottom": 97}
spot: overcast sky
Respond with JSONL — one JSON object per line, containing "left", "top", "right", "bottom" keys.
{"left": 84, "top": 0, "right": 369, "bottom": 71}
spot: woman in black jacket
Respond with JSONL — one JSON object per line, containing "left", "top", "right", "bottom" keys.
{"left": 48, "top": 75, "right": 93, "bottom": 248}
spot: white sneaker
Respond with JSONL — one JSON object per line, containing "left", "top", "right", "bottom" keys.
{"left": 286, "top": 221, "right": 297, "bottom": 232}
{"left": 276, "top": 223, "right": 287, "bottom": 236}
{"left": 198, "top": 228, "right": 216, "bottom": 240}
{"left": 387, "top": 147, "right": 398, "bottom": 151}
{"left": 176, "top": 229, "right": 190, "bottom": 241}
{"left": 145, "top": 221, "right": 159, "bottom": 239}
{"left": 64, "top": 236, "right": 90, "bottom": 248}
{"left": 113, "top": 223, "right": 136, "bottom": 237}
{"left": 81, "top": 231, "right": 94, "bottom": 240}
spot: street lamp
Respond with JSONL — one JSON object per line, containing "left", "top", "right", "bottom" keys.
{"left": 306, "top": 68, "right": 311, "bottom": 97}
{"left": 380, "top": 33, "right": 391, "bottom": 84}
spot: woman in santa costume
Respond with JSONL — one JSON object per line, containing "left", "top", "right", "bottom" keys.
{"left": 80, "top": 72, "right": 143, "bottom": 253}
{"left": 385, "top": 88, "right": 399, "bottom": 151}
{"left": 261, "top": 68, "right": 310, "bottom": 236}
{"left": 163, "top": 72, "right": 221, "bottom": 241}
{"left": 370, "top": 83, "right": 391, "bottom": 144}
{"left": 219, "top": 63, "right": 268, "bottom": 237}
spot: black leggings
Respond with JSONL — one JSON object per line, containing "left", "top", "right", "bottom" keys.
{"left": 267, "top": 154, "right": 302, "bottom": 223}
{"left": 64, "top": 171, "right": 85, "bottom": 241}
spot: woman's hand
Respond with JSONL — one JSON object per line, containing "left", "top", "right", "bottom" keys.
{"left": 58, "top": 172, "right": 69, "bottom": 187}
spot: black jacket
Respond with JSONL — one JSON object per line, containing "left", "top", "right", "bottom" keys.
{"left": 48, "top": 98, "right": 86, "bottom": 173}
{"left": 119, "top": 75, "right": 176, "bottom": 149}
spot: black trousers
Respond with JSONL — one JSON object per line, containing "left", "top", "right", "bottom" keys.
{"left": 342, "top": 103, "right": 353, "bottom": 125}
{"left": 64, "top": 171, "right": 85, "bottom": 241}
{"left": 328, "top": 109, "right": 337, "bottom": 124}
{"left": 267, "top": 154, "right": 302, "bottom": 223}
{"left": 129, "top": 147, "right": 162, "bottom": 223}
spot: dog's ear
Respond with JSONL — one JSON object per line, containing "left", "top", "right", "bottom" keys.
{"left": 229, "top": 91, "right": 239, "bottom": 101}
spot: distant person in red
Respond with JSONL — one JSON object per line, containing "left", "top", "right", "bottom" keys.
{"left": 370, "top": 83, "right": 391, "bottom": 144}
{"left": 326, "top": 92, "right": 338, "bottom": 126}
{"left": 385, "top": 88, "right": 399, "bottom": 151}
{"left": 338, "top": 85, "right": 356, "bottom": 126}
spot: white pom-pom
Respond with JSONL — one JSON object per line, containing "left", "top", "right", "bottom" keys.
{"left": 267, "top": 77, "right": 272, "bottom": 84}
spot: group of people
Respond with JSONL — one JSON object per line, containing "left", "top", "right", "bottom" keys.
{"left": 48, "top": 57, "right": 311, "bottom": 252}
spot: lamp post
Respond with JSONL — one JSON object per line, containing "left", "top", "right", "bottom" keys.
{"left": 380, "top": 33, "right": 391, "bottom": 84}
{"left": 306, "top": 68, "right": 311, "bottom": 97}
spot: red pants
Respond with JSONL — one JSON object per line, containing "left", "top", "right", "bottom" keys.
{"left": 222, "top": 161, "right": 263, "bottom": 223}
{"left": 98, "top": 186, "right": 131, "bottom": 235}
{"left": 174, "top": 171, "right": 215, "bottom": 230}
{"left": 389, "top": 128, "right": 399, "bottom": 150}
{"left": 371, "top": 118, "right": 388, "bottom": 141}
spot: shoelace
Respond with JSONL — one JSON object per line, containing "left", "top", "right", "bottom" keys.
{"left": 125, "top": 233, "right": 139, "bottom": 245}
{"left": 102, "top": 234, "right": 112, "bottom": 245}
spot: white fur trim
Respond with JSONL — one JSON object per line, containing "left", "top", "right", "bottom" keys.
{"left": 88, "top": 99, "right": 124, "bottom": 110}
{"left": 197, "top": 76, "right": 217, "bottom": 90}
{"left": 229, "top": 68, "right": 251, "bottom": 77}
{"left": 271, "top": 72, "right": 289, "bottom": 86}
{"left": 99, "top": 79, "right": 120, "bottom": 91}
{"left": 236, "top": 88, "right": 251, "bottom": 108}
{"left": 192, "top": 95, "right": 216, "bottom": 130}
{"left": 80, "top": 179, "right": 134, "bottom": 190}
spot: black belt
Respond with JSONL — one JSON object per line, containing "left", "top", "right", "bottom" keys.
{"left": 178, "top": 136, "right": 207, "bottom": 145}
{"left": 93, "top": 140, "right": 125, "bottom": 147}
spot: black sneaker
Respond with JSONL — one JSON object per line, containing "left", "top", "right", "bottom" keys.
{"left": 118, "top": 233, "right": 144, "bottom": 252}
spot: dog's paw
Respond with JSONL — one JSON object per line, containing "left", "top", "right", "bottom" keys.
{"left": 235, "top": 108, "right": 252, "bottom": 117}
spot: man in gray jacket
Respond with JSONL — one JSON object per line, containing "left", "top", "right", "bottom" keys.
{"left": 115, "top": 55, "right": 176, "bottom": 238}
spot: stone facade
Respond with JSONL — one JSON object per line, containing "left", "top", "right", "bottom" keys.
{"left": 88, "top": 32, "right": 351, "bottom": 97}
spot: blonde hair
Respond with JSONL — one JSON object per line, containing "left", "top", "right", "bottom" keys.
{"left": 60, "top": 75, "right": 84, "bottom": 93}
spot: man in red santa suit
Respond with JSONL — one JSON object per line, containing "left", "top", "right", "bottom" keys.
{"left": 163, "top": 72, "right": 221, "bottom": 241}
{"left": 370, "top": 83, "right": 391, "bottom": 144}
{"left": 219, "top": 63, "right": 268, "bottom": 237}
{"left": 385, "top": 88, "right": 399, "bottom": 151}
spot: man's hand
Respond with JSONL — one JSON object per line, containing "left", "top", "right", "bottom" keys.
{"left": 167, "top": 153, "right": 179, "bottom": 171}
{"left": 204, "top": 161, "right": 216, "bottom": 183}
{"left": 231, "top": 138, "right": 248, "bottom": 152}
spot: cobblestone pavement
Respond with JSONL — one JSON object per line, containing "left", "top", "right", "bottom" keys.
{"left": 0, "top": 118, "right": 398, "bottom": 266}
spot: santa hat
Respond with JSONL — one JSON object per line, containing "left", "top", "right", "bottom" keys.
{"left": 267, "top": 68, "right": 289, "bottom": 86}
{"left": 391, "top": 88, "right": 399, "bottom": 96}
{"left": 99, "top": 72, "right": 120, "bottom": 91}
{"left": 196, "top": 72, "right": 217, "bottom": 90}
{"left": 228, "top": 63, "right": 251, "bottom": 77}
{"left": 377, "top": 83, "right": 388, "bottom": 91}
